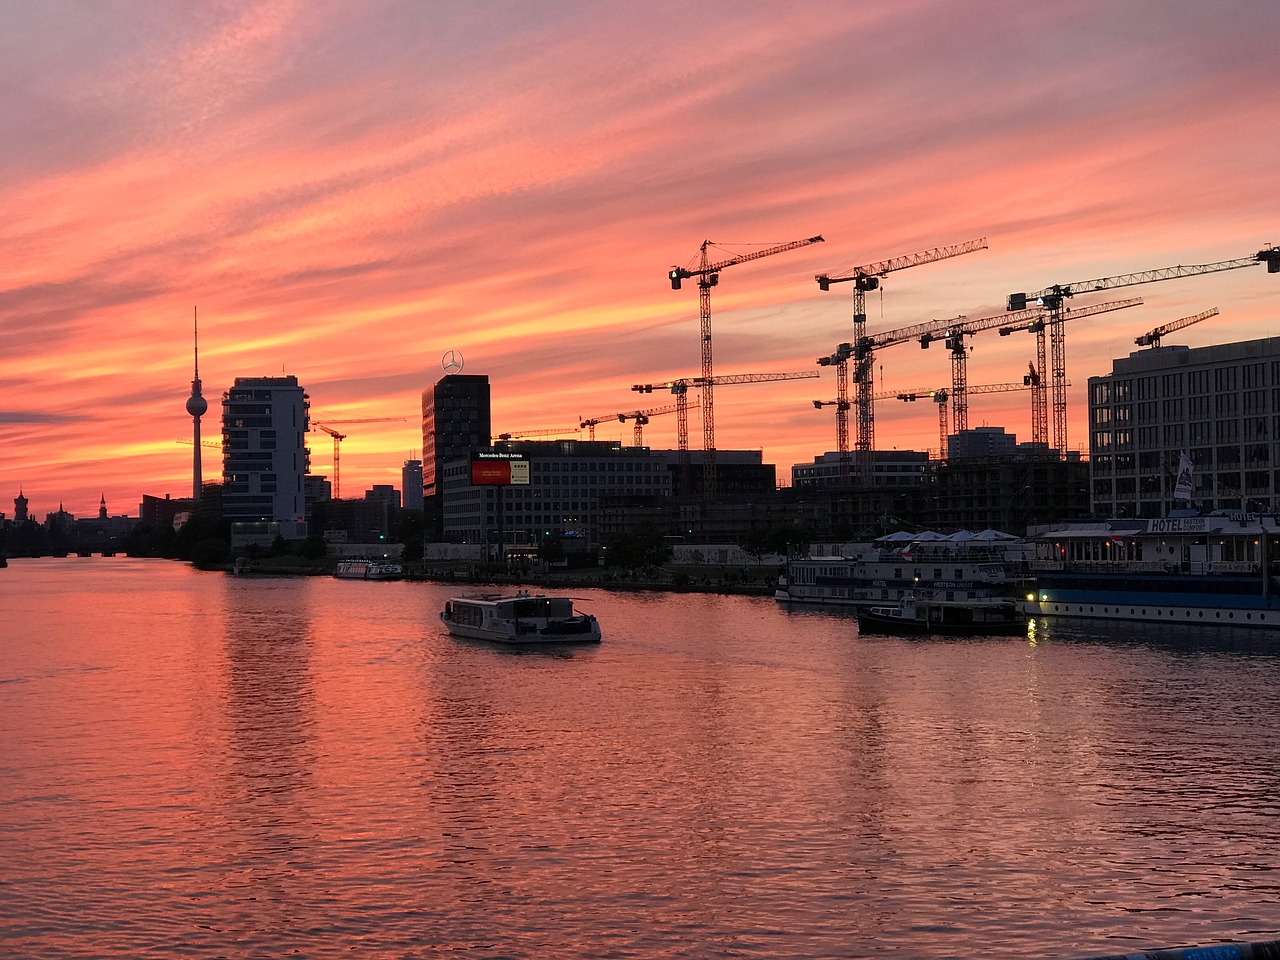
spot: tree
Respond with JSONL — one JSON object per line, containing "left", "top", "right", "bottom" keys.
{"left": 538, "top": 532, "right": 566, "bottom": 564}
{"left": 300, "top": 535, "right": 328, "bottom": 561}
{"left": 604, "top": 524, "right": 671, "bottom": 570}
{"left": 190, "top": 537, "right": 231, "bottom": 569}
{"left": 122, "top": 522, "right": 176, "bottom": 558}
{"left": 393, "top": 509, "right": 425, "bottom": 563}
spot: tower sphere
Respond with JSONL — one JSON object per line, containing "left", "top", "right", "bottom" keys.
{"left": 187, "top": 393, "right": 208, "bottom": 417}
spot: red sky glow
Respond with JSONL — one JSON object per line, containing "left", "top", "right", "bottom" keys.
{"left": 2, "top": 0, "right": 1279, "bottom": 519}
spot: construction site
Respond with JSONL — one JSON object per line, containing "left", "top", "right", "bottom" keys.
{"left": 426, "top": 237, "right": 1280, "bottom": 553}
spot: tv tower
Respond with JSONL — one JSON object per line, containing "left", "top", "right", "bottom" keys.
{"left": 185, "top": 307, "right": 208, "bottom": 500}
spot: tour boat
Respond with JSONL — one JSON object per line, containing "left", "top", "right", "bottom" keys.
{"left": 334, "top": 559, "right": 404, "bottom": 581}
{"left": 440, "top": 592, "right": 601, "bottom": 644}
{"left": 777, "top": 529, "right": 1032, "bottom": 609}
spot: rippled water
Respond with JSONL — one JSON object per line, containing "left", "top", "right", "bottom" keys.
{"left": 3, "top": 557, "right": 1280, "bottom": 959}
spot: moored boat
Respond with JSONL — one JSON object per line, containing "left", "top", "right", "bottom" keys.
{"left": 1023, "top": 511, "right": 1280, "bottom": 628}
{"left": 778, "top": 529, "right": 1031, "bottom": 609}
{"left": 857, "top": 595, "right": 1026, "bottom": 636}
{"left": 334, "top": 559, "right": 403, "bottom": 581}
{"left": 441, "top": 592, "right": 601, "bottom": 644}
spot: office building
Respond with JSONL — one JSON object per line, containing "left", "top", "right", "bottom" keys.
{"left": 947, "top": 426, "right": 1017, "bottom": 460}
{"left": 791, "top": 450, "right": 930, "bottom": 489}
{"left": 1089, "top": 337, "right": 1280, "bottom": 518}
{"left": 441, "top": 439, "right": 672, "bottom": 554}
{"left": 402, "top": 459, "right": 424, "bottom": 511}
{"left": 365, "top": 484, "right": 401, "bottom": 510}
{"left": 422, "top": 374, "right": 491, "bottom": 539}
{"left": 222, "top": 375, "right": 310, "bottom": 525}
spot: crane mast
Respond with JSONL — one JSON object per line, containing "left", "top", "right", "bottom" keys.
{"left": 668, "top": 235, "right": 824, "bottom": 499}
{"left": 310, "top": 417, "right": 405, "bottom": 500}
{"left": 813, "top": 342, "right": 854, "bottom": 477}
{"left": 1007, "top": 245, "right": 1279, "bottom": 453}
{"left": 887, "top": 388, "right": 951, "bottom": 458}
{"left": 816, "top": 238, "right": 987, "bottom": 483}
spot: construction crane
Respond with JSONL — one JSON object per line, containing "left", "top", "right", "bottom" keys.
{"left": 618, "top": 405, "right": 684, "bottom": 446}
{"left": 579, "top": 404, "right": 684, "bottom": 444}
{"left": 576, "top": 412, "right": 618, "bottom": 442}
{"left": 312, "top": 424, "right": 347, "bottom": 497}
{"left": 815, "top": 238, "right": 987, "bottom": 483}
{"left": 880, "top": 380, "right": 1060, "bottom": 459}
{"left": 918, "top": 297, "right": 1142, "bottom": 440}
{"left": 1007, "top": 244, "right": 1280, "bottom": 454}
{"left": 309, "top": 417, "right": 406, "bottom": 499}
{"left": 633, "top": 370, "right": 819, "bottom": 461}
{"left": 812, "top": 342, "right": 854, "bottom": 478}
{"left": 1135, "top": 307, "right": 1219, "bottom": 348}
{"left": 496, "top": 427, "right": 579, "bottom": 441}
{"left": 668, "top": 234, "right": 824, "bottom": 499}
{"left": 832, "top": 298, "right": 1140, "bottom": 455}
{"left": 885, "top": 388, "right": 950, "bottom": 459}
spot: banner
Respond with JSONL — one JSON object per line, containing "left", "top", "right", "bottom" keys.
{"left": 1173, "top": 451, "right": 1193, "bottom": 502}
{"left": 470, "top": 451, "right": 530, "bottom": 485}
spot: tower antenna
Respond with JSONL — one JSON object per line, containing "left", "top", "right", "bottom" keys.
{"left": 185, "top": 306, "right": 209, "bottom": 500}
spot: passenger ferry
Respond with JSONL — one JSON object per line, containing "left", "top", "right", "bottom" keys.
{"left": 334, "top": 559, "right": 404, "bottom": 581}
{"left": 1023, "top": 511, "right": 1280, "bottom": 628}
{"left": 776, "top": 529, "right": 1032, "bottom": 609}
{"left": 440, "top": 592, "right": 602, "bottom": 644}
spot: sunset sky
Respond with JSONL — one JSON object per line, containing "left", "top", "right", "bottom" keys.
{"left": 3, "top": 0, "right": 1279, "bottom": 520}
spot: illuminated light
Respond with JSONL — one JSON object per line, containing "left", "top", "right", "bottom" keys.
{"left": 1025, "top": 593, "right": 1035, "bottom": 602}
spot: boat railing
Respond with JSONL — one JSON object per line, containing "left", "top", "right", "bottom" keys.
{"left": 1029, "top": 559, "right": 1172, "bottom": 573}
{"left": 1032, "top": 558, "right": 1261, "bottom": 575}
{"left": 1201, "top": 560, "right": 1259, "bottom": 575}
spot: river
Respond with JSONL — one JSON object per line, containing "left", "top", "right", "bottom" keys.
{"left": 3, "top": 557, "right": 1279, "bottom": 959}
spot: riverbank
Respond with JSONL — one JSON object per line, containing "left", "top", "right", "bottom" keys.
{"left": 225, "top": 556, "right": 779, "bottom": 596}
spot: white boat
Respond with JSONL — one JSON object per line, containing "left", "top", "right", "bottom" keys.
{"left": 440, "top": 592, "right": 601, "bottom": 644}
{"left": 777, "top": 529, "right": 1032, "bottom": 608}
{"left": 334, "top": 559, "right": 404, "bottom": 581}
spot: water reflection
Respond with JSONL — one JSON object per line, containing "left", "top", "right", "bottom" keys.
{"left": 6, "top": 564, "right": 1280, "bottom": 958}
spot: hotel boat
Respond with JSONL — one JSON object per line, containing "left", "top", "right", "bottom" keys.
{"left": 440, "top": 592, "right": 602, "bottom": 644}
{"left": 776, "top": 529, "right": 1032, "bottom": 610}
{"left": 334, "top": 559, "right": 404, "bottom": 581}
{"left": 1022, "top": 511, "right": 1280, "bottom": 628}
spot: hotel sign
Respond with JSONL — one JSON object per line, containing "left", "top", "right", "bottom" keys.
{"left": 1147, "top": 517, "right": 1208, "bottom": 534}
{"left": 471, "top": 451, "right": 530, "bottom": 486}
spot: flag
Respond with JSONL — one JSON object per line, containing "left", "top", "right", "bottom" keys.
{"left": 1173, "top": 451, "right": 1194, "bottom": 502}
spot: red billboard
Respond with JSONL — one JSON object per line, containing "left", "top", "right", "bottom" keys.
{"left": 470, "top": 452, "right": 530, "bottom": 485}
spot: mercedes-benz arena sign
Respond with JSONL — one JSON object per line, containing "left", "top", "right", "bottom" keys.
{"left": 471, "top": 451, "right": 530, "bottom": 485}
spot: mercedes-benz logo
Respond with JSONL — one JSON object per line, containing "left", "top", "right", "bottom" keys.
{"left": 441, "top": 350, "right": 464, "bottom": 375}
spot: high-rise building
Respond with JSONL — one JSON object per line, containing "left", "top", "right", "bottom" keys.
{"left": 365, "top": 484, "right": 401, "bottom": 510}
{"left": 1089, "top": 337, "right": 1280, "bottom": 518}
{"left": 422, "top": 374, "right": 490, "bottom": 539}
{"left": 222, "top": 376, "right": 310, "bottom": 523}
{"left": 402, "top": 459, "right": 424, "bottom": 511}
